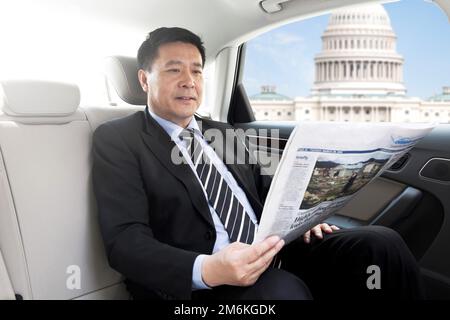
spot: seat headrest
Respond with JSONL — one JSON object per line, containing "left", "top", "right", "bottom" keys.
{"left": 0, "top": 80, "right": 80, "bottom": 116}
{"left": 104, "top": 56, "right": 147, "bottom": 105}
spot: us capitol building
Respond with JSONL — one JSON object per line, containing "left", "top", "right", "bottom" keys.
{"left": 250, "top": 4, "right": 450, "bottom": 122}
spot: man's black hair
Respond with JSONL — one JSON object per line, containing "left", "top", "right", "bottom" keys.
{"left": 137, "top": 27, "right": 206, "bottom": 71}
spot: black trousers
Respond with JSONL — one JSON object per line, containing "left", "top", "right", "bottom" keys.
{"left": 191, "top": 225, "right": 425, "bottom": 300}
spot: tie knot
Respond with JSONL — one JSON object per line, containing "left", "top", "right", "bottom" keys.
{"left": 179, "top": 128, "right": 195, "bottom": 142}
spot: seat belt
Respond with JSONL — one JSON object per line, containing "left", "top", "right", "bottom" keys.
{"left": 0, "top": 249, "right": 15, "bottom": 300}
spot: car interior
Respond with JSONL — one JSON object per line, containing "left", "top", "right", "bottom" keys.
{"left": 0, "top": 0, "right": 449, "bottom": 300}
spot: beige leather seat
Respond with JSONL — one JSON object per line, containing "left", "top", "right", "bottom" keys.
{"left": 0, "top": 79, "right": 142, "bottom": 299}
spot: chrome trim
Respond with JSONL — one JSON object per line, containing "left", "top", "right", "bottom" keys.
{"left": 418, "top": 157, "right": 450, "bottom": 185}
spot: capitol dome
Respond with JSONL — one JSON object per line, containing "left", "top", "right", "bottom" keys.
{"left": 329, "top": 4, "right": 392, "bottom": 28}
{"left": 311, "top": 3, "right": 406, "bottom": 96}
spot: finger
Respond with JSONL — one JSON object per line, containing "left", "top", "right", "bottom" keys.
{"left": 248, "top": 239, "right": 284, "bottom": 273}
{"left": 330, "top": 225, "right": 340, "bottom": 231}
{"left": 311, "top": 225, "right": 323, "bottom": 239}
{"left": 247, "top": 235, "right": 280, "bottom": 263}
{"left": 247, "top": 252, "right": 278, "bottom": 283}
{"left": 321, "top": 223, "right": 333, "bottom": 233}
{"left": 249, "top": 258, "right": 273, "bottom": 282}
{"left": 303, "top": 230, "right": 311, "bottom": 244}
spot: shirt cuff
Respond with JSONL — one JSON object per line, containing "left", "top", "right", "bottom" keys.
{"left": 192, "top": 254, "right": 211, "bottom": 290}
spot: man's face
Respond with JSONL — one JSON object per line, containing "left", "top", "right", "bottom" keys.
{"left": 139, "top": 41, "right": 204, "bottom": 128}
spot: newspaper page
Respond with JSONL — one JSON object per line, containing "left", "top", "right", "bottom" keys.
{"left": 253, "top": 121, "right": 435, "bottom": 244}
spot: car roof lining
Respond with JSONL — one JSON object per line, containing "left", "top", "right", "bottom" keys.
{"left": 13, "top": 0, "right": 407, "bottom": 61}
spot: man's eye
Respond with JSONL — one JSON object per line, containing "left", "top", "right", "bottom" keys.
{"left": 168, "top": 69, "right": 180, "bottom": 73}
{"left": 193, "top": 70, "right": 203, "bottom": 75}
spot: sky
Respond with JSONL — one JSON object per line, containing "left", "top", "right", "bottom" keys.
{"left": 243, "top": 0, "right": 450, "bottom": 100}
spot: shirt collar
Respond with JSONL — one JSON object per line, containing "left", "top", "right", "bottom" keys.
{"left": 148, "top": 109, "right": 201, "bottom": 141}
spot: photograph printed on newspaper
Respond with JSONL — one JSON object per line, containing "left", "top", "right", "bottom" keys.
{"left": 253, "top": 121, "right": 436, "bottom": 244}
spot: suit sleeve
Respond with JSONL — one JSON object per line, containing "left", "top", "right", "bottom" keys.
{"left": 92, "top": 122, "right": 199, "bottom": 299}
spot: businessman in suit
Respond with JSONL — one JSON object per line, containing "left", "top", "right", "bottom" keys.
{"left": 92, "top": 27, "right": 425, "bottom": 300}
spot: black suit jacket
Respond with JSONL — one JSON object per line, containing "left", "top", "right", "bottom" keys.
{"left": 92, "top": 107, "right": 267, "bottom": 299}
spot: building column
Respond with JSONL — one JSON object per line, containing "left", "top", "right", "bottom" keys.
{"left": 347, "top": 61, "right": 350, "bottom": 80}
{"left": 357, "top": 61, "right": 361, "bottom": 80}
{"left": 370, "top": 61, "right": 374, "bottom": 79}
{"left": 359, "top": 61, "right": 363, "bottom": 80}
{"left": 339, "top": 61, "right": 343, "bottom": 81}
{"left": 394, "top": 63, "right": 398, "bottom": 81}
{"left": 363, "top": 61, "right": 367, "bottom": 79}
{"left": 362, "top": 61, "right": 366, "bottom": 79}
{"left": 317, "top": 63, "right": 320, "bottom": 81}
{"left": 329, "top": 61, "right": 333, "bottom": 81}
{"left": 375, "top": 62, "right": 379, "bottom": 80}
{"left": 351, "top": 61, "right": 355, "bottom": 80}
{"left": 364, "top": 61, "right": 368, "bottom": 79}
{"left": 321, "top": 63, "right": 324, "bottom": 82}
{"left": 319, "top": 63, "right": 322, "bottom": 82}
{"left": 317, "top": 63, "right": 320, "bottom": 82}
{"left": 348, "top": 61, "right": 352, "bottom": 80}
{"left": 380, "top": 62, "right": 384, "bottom": 80}
{"left": 356, "top": 61, "right": 360, "bottom": 79}
{"left": 331, "top": 61, "right": 334, "bottom": 81}
{"left": 344, "top": 61, "right": 348, "bottom": 80}
{"left": 396, "top": 63, "right": 400, "bottom": 82}
{"left": 335, "top": 62, "right": 338, "bottom": 81}
{"left": 373, "top": 61, "right": 377, "bottom": 79}
{"left": 392, "top": 63, "right": 396, "bottom": 82}
{"left": 384, "top": 62, "right": 388, "bottom": 80}
{"left": 334, "top": 61, "right": 338, "bottom": 81}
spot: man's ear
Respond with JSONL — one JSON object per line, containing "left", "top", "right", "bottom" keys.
{"left": 138, "top": 69, "right": 149, "bottom": 92}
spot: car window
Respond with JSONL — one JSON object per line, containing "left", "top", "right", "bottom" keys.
{"left": 242, "top": 0, "right": 450, "bottom": 123}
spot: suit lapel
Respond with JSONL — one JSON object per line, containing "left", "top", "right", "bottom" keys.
{"left": 140, "top": 109, "right": 215, "bottom": 228}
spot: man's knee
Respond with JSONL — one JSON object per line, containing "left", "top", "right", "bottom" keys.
{"left": 347, "top": 225, "right": 420, "bottom": 273}
{"left": 248, "top": 268, "right": 313, "bottom": 300}
{"left": 355, "top": 225, "right": 407, "bottom": 253}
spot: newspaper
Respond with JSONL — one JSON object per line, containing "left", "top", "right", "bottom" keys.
{"left": 253, "top": 121, "right": 435, "bottom": 244}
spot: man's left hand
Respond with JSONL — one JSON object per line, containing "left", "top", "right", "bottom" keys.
{"left": 303, "top": 223, "right": 340, "bottom": 244}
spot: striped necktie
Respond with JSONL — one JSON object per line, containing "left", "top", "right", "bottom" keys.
{"left": 179, "top": 128, "right": 257, "bottom": 244}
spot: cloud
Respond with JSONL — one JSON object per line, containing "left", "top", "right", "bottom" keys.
{"left": 274, "top": 33, "right": 304, "bottom": 45}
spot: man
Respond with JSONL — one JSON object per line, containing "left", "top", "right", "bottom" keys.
{"left": 92, "top": 27, "right": 424, "bottom": 300}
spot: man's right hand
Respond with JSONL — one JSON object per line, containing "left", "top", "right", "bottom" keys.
{"left": 201, "top": 235, "right": 285, "bottom": 288}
